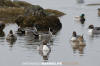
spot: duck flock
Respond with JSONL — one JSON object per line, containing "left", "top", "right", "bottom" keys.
{"left": 0, "top": 23, "right": 53, "bottom": 60}
{"left": 0, "top": 12, "right": 100, "bottom": 60}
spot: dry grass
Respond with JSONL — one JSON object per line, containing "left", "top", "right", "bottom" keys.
{"left": 0, "top": 7, "right": 25, "bottom": 18}
{"left": 13, "top": 1, "right": 32, "bottom": 7}
{"left": 45, "top": 9, "right": 65, "bottom": 17}
{"left": 0, "top": 1, "right": 32, "bottom": 7}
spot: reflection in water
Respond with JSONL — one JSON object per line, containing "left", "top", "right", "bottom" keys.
{"left": 76, "top": 0, "right": 84, "bottom": 4}
{"left": 6, "top": 39, "right": 16, "bottom": 48}
{"left": 71, "top": 41, "right": 86, "bottom": 55}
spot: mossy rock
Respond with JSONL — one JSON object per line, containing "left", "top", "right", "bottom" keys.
{"left": 15, "top": 15, "right": 62, "bottom": 32}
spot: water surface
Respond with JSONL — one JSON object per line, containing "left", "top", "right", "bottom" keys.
{"left": 0, "top": 0, "right": 100, "bottom": 66}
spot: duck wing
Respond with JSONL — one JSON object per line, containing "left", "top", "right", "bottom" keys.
{"left": 94, "top": 27, "right": 100, "bottom": 30}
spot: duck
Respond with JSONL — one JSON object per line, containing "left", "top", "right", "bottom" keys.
{"left": 38, "top": 40, "right": 51, "bottom": 58}
{"left": 25, "top": 26, "right": 38, "bottom": 35}
{"left": 34, "top": 28, "right": 53, "bottom": 42}
{"left": 77, "top": 35, "right": 86, "bottom": 46}
{"left": 71, "top": 31, "right": 84, "bottom": 42}
{"left": 88, "top": 24, "right": 100, "bottom": 35}
{"left": 75, "top": 14, "right": 85, "bottom": 24}
{"left": 6, "top": 30, "right": 17, "bottom": 41}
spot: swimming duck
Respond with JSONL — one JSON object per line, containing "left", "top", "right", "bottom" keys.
{"left": 34, "top": 28, "right": 53, "bottom": 42}
{"left": 6, "top": 30, "right": 17, "bottom": 41}
{"left": 25, "top": 26, "right": 38, "bottom": 35}
{"left": 42, "top": 40, "right": 51, "bottom": 51}
{"left": 39, "top": 40, "right": 51, "bottom": 55}
{"left": 88, "top": 25, "right": 100, "bottom": 35}
{"left": 38, "top": 40, "right": 51, "bottom": 61}
{"left": 71, "top": 31, "right": 84, "bottom": 42}
{"left": 75, "top": 14, "right": 85, "bottom": 24}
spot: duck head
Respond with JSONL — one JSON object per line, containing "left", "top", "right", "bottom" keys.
{"left": 88, "top": 25, "right": 94, "bottom": 29}
{"left": 9, "top": 30, "right": 13, "bottom": 34}
{"left": 80, "top": 14, "right": 85, "bottom": 17}
{"left": 72, "top": 31, "right": 77, "bottom": 37}
{"left": 43, "top": 40, "right": 48, "bottom": 45}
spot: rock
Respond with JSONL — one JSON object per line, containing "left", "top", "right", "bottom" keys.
{"left": 24, "top": 5, "right": 46, "bottom": 16}
{"left": 15, "top": 15, "right": 62, "bottom": 32}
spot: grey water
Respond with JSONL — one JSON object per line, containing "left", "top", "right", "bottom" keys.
{"left": 0, "top": 0, "right": 100, "bottom": 66}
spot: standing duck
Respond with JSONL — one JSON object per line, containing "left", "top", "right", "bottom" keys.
{"left": 6, "top": 30, "right": 17, "bottom": 41}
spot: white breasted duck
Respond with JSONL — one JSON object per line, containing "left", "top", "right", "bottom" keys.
{"left": 35, "top": 28, "right": 53, "bottom": 42}
{"left": 42, "top": 40, "right": 51, "bottom": 51}
{"left": 88, "top": 25, "right": 100, "bottom": 35}
{"left": 38, "top": 40, "right": 51, "bottom": 61}
{"left": 6, "top": 30, "right": 17, "bottom": 41}
{"left": 71, "top": 31, "right": 78, "bottom": 41}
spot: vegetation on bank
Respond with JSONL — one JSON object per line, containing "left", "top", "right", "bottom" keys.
{"left": 0, "top": 0, "right": 65, "bottom": 32}
{"left": 0, "top": 0, "right": 32, "bottom": 7}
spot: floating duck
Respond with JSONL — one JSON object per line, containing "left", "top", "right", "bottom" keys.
{"left": 75, "top": 14, "right": 85, "bottom": 24}
{"left": 38, "top": 40, "right": 51, "bottom": 60}
{"left": 6, "top": 30, "right": 17, "bottom": 41}
{"left": 25, "top": 26, "right": 38, "bottom": 35}
{"left": 88, "top": 25, "right": 100, "bottom": 35}
{"left": 34, "top": 28, "right": 53, "bottom": 42}
{"left": 71, "top": 31, "right": 84, "bottom": 42}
